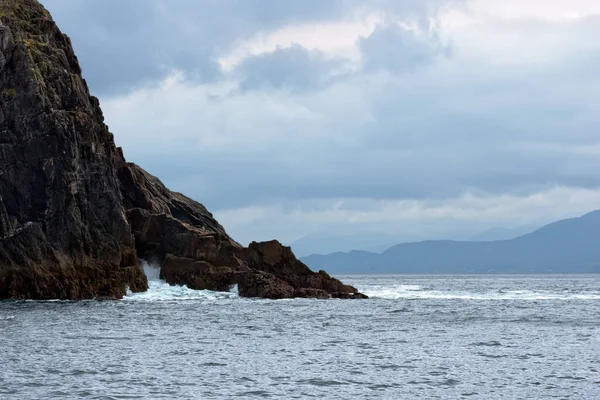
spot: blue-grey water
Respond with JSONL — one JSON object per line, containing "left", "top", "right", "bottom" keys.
{"left": 1, "top": 269, "right": 600, "bottom": 399}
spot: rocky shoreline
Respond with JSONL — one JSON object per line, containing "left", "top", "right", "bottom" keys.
{"left": 0, "top": 0, "right": 367, "bottom": 300}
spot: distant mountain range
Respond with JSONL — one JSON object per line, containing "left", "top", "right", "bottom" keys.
{"left": 290, "top": 225, "right": 537, "bottom": 257}
{"left": 301, "top": 210, "right": 600, "bottom": 274}
{"left": 467, "top": 225, "right": 537, "bottom": 242}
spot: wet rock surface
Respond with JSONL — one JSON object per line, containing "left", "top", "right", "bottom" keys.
{"left": 0, "top": 0, "right": 366, "bottom": 300}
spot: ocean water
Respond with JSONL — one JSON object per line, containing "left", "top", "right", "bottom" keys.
{"left": 1, "top": 268, "right": 600, "bottom": 399}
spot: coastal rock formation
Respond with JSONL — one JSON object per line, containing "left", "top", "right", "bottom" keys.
{"left": 0, "top": 0, "right": 146, "bottom": 298}
{"left": 118, "top": 162, "right": 366, "bottom": 299}
{"left": 0, "top": 0, "right": 367, "bottom": 300}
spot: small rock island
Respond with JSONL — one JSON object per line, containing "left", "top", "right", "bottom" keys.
{"left": 0, "top": 0, "right": 367, "bottom": 300}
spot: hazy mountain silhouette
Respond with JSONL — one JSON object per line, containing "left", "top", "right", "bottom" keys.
{"left": 468, "top": 225, "right": 537, "bottom": 241}
{"left": 290, "top": 226, "right": 535, "bottom": 257}
{"left": 289, "top": 233, "right": 410, "bottom": 257}
{"left": 301, "top": 210, "right": 600, "bottom": 274}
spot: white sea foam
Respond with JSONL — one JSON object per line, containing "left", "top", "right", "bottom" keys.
{"left": 123, "top": 262, "right": 239, "bottom": 302}
{"left": 230, "top": 284, "right": 239, "bottom": 295}
{"left": 125, "top": 267, "right": 600, "bottom": 302}
{"left": 361, "top": 285, "right": 600, "bottom": 301}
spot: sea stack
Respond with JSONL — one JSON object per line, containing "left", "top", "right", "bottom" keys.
{"left": 0, "top": 0, "right": 367, "bottom": 300}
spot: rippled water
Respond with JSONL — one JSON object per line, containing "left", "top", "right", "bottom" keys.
{"left": 1, "top": 271, "right": 600, "bottom": 399}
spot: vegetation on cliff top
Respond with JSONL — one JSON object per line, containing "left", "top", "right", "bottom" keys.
{"left": 0, "top": 0, "right": 51, "bottom": 37}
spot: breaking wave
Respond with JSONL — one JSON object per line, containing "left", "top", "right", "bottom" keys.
{"left": 124, "top": 268, "right": 600, "bottom": 302}
{"left": 360, "top": 284, "right": 600, "bottom": 300}
{"left": 124, "top": 262, "right": 239, "bottom": 302}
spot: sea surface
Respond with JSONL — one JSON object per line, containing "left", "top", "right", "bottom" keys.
{"left": 1, "top": 268, "right": 600, "bottom": 399}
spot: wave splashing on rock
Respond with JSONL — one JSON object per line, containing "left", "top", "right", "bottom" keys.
{"left": 124, "top": 262, "right": 239, "bottom": 302}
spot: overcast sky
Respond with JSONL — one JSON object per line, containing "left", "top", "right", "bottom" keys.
{"left": 43, "top": 0, "right": 600, "bottom": 252}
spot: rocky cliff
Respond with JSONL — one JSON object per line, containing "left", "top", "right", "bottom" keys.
{"left": 0, "top": 0, "right": 146, "bottom": 298}
{"left": 0, "top": 0, "right": 366, "bottom": 300}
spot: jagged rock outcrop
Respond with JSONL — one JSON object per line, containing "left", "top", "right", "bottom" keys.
{"left": 118, "top": 162, "right": 367, "bottom": 299}
{"left": 0, "top": 0, "right": 367, "bottom": 300}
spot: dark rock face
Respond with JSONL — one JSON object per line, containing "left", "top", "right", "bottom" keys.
{"left": 117, "top": 163, "right": 367, "bottom": 299}
{"left": 0, "top": 0, "right": 146, "bottom": 299}
{"left": 0, "top": 0, "right": 367, "bottom": 300}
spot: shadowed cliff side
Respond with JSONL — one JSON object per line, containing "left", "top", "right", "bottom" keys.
{"left": 0, "top": 0, "right": 146, "bottom": 298}
{"left": 0, "top": 0, "right": 366, "bottom": 299}
{"left": 118, "top": 162, "right": 367, "bottom": 299}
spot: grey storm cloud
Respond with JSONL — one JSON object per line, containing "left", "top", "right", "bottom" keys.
{"left": 42, "top": 0, "right": 454, "bottom": 95}
{"left": 41, "top": 0, "right": 353, "bottom": 94}
{"left": 359, "top": 24, "right": 449, "bottom": 72}
{"left": 236, "top": 45, "right": 346, "bottom": 91}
